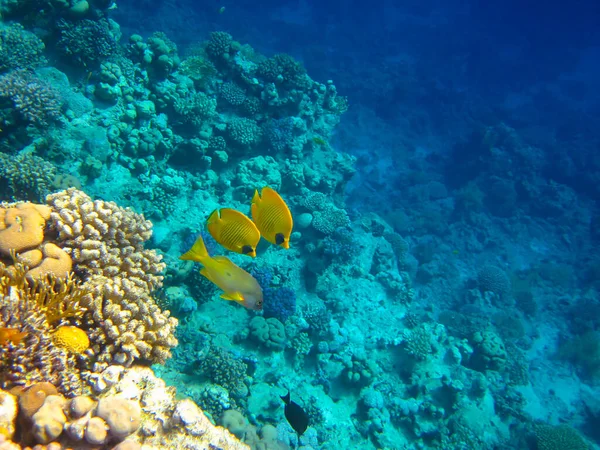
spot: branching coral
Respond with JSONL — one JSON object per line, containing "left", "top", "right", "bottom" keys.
{"left": 82, "top": 274, "right": 178, "bottom": 367}
{"left": 46, "top": 188, "right": 164, "bottom": 291}
{"left": 256, "top": 54, "right": 309, "bottom": 89}
{"left": 0, "top": 23, "right": 46, "bottom": 72}
{"left": 56, "top": 19, "right": 118, "bottom": 68}
{"left": 220, "top": 82, "right": 246, "bottom": 106}
{"left": 0, "top": 153, "right": 57, "bottom": 202}
{"left": 46, "top": 188, "right": 177, "bottom": 369}
{"left": 227, "top": 117, "right": 262, "bottom": 147}
{"left": 0, "top": 69, "right": 63, "bottom": 127}
{"left": 0, "top": 262, "right": 87, "bottom": 395}
{"left": 205, "top": 31, "right": 235, "bottom": 61}
{"left": 197, "top": 346, "right": 248, "bottom": 393}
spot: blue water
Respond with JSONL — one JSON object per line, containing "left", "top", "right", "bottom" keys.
{"left": 1, "top": 0, "right": 599, "bottom": 448}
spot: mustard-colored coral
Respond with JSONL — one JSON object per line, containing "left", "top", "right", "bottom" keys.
{"left": 52, "top": 325, "right": 89, "bottom": 354}
{"left": 22, "top": 243, "right": 72, "bottom": 281}
{"left": 0, "top": 202, "right": 73, "bottom": 282}
{"left": 0, "top": 203, "right": 50, "bottom": 255}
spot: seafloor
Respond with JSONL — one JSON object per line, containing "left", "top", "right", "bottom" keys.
{"left": 0, "top": 1, "right": 599, "bottom": 449}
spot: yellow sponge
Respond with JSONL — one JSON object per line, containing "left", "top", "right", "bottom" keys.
{"left": 52, "top": 325, "right": 89, "bottom": 354}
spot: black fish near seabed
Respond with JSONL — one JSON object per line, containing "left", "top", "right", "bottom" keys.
{"left": 281, "top": 391, "right": 309, "bottom": 437}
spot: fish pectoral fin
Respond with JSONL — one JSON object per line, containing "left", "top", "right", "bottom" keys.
{"left": 221, "top": 292, "right": 244, "bottom": 302}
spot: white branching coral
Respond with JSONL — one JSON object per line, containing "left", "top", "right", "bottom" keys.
{"left": 46, "top": 189, "right": 177, "bottom": 370}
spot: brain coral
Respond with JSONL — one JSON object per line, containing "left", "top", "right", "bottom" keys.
{"left": 52, "top": 325, "right": 90, "bottom": 354}
{"left": 477, "top": 265, "right": 511, "bottom": 297}
{"left": 534, "top": 423, "right": 589, "bottom": 450}
{"left": 249, "top": 316, "right": 286, "bottom": 350}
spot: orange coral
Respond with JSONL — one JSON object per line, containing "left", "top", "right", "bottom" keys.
{"left": 52, "top": 326, "right": 89, "bottom": 354}
{"left": 17, "top": 382, "right": 58, "bottom": 419}
{"left": 0, "top": 204, "right": 51, "bottom": 255}
{"left": 25, "top": 243, "right": 72, "bottom": 281}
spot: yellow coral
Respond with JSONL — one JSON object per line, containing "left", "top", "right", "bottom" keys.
{"left": 0, "top": 263, "right": 87, "bottom": 324}
{"left": 52, "top": 325, "right": 89, "bottom": 354}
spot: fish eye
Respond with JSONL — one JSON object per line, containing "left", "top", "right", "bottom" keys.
{"left": 241, "top": 245, "right": 254, "bottom": 255}
{"left": 275, "top": 233, "right": 285, "bottom": 245}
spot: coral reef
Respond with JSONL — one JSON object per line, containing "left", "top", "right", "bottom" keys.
{"left": 0, "top": 366, "right": 249, "bottom": 449}
{"left": 0, "top": 69, "right": 62, "bottom": 127}
{"left": 46, "top": 188, "right": 177, "bottom": 369}
{"left": 1, "top": 1, "right": 594, "bottom": 448}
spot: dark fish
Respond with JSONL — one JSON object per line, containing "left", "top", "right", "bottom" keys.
{"left": 281, "top": 391, "right": 309, "bottom": 436}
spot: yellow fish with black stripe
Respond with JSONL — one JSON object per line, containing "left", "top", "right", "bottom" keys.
{"left": 180, "top": 235, "right": 263, "bottom": 310}
{"left": 251, "top": 187, "right": 293, "bottom": 249}
{"left": 207, "top": 208, "right": 261, "bottom": 257}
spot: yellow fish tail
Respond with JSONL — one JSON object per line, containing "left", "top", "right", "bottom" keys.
{"left": 180, "top": 235, "right": 210, "bottom": 262}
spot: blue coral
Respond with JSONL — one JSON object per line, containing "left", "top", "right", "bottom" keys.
{"left": 263, "top": 117, "right": 295, "bottom": 153}
{"left": 251, "top": 266, "right": 296, "bottom": 323}
{"left": 263, "top": 286, "right": 296, "bottom": 323}
{"left": 322, "top": 226, "right": 358, "bottom": 259}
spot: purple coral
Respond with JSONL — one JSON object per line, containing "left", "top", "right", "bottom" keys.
{"left": 0, "top": 69, "right": 62, "bottom": 126}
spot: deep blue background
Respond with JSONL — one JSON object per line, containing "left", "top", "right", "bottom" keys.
{"left": 112, "top": 0, "right": 600, "bottom": 206}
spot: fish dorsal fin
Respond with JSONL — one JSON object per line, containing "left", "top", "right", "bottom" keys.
{"left": 261, "top": 186, "right": 280, "bottom": 202}
{"left": 207, "top": 209, "right": 221, "bottom": 225}
{"left": 212, "top": 255, "right": 233, "bottom": 264}
{"left": 251, "top": 189, "right": 261, "bottom": 206}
